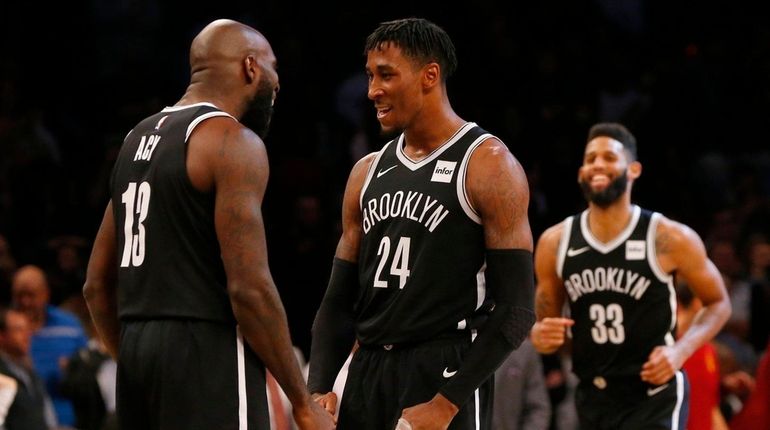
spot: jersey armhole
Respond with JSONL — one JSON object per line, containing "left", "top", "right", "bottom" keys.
{"left": 182, "top": 111, "right": 237, "bottom": 197}
{"left": 647, "top": 212, "right": 672, "bottom": 283}
{"left": 648, "top": 212, "right": 677, "bottom": 333}
{"left": 555, "top": 216, "right": 574, "bottom": 279}
{"left": 358, "top": 142, "right": 391, "bottom": 210}
{"left": 456, "top": 133, "right": 493, "bottom": 224}
{"left": 185, "top": 112, "right": 236, "bottom": 142}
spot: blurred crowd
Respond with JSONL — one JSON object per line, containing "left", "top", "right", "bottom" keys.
{"left": 1, "top": 0, "right": 769, "bottom": 429}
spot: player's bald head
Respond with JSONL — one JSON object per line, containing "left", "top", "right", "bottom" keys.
{"left": 189, "top": 19, "right": 269, "bottom": 73}
{"left": 182, "top": 19, "right": 279, "bottom": 128}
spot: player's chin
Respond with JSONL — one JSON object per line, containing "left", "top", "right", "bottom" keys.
{"left": 378, "top": 123, "right": 401, "bottom": 140}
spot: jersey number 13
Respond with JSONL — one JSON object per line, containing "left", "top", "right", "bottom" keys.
{"left": 120, "top": 181, "right": 151, "bottom": 267}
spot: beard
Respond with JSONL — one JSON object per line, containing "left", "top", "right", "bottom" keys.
{"left": 241, "top": 77, "right": 275, "bottom": 139}
{"left": 579, "top": 171, "right": 628, "bottom": 208}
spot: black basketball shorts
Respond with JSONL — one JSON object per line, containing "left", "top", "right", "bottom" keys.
{"left": 338, "top": 335, "right": 493, "bottom": 430}
{"left": 117, "top": 319, "right": 269, "bottom": 430}
{"left": 575, "top": 370, "right": 690, "bottom": 430}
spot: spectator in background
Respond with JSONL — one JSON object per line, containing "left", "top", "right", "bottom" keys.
{"left": 11, "top": 265, "right": 87, "bottom": 427}
{"left": 728, "top": 340, "right": 770, "bottom": 430}
{"left": 744, "top": 236, "right": 770, "bottom": 285}
{"left": 0, "top": 307, "right": 56, "bottom": 429}
{"left": 677, "top": 280, "right": 728, "bottom": 430}
{"left": 493, "top": 338, "right": 551, "bottom": 429}
{"left": 715, "top": 341, "right": 756, "bottom": 423}
{"left": 60, "top": 336, "right": 116, "bottom": 430}
{"left": 744, "top": 237, "right": 770, "bottom": 351}
{"left": 706, "top": 238, "right": 761, "bottom": 377}
{"left": 45, "top": 236, "right": 88, "bottom": 308}
{"left": 0, "top": 236, "right": 16, "bottom": 307}
{"left": 708, "top": 239, "right": 751, "bottom": 342}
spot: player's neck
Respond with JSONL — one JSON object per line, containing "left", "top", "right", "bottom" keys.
{"left": 402, "top": 107, "right": 465, "bottom": 159}
{"left": 586, "top": 200, "right": 634, "bottom": 243}
{"left": 177, "top": 86, "right": 238, "bottom": 118}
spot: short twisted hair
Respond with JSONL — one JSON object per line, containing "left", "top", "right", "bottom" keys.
{"left": 364, "top": 18, "right": 458, "bottom": 81}
{"left": 587, "top": 122, "right": 638, "bottom": 161}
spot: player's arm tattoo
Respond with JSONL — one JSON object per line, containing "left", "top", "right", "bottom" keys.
{"left": 470, "top": 142, "right": 530, "bottom": 249}
{"left": 655, "top": 228, "right": 674, "bottom": 257}
{"left": 535, "top": 289, "right": 553, "bottom": 318}
{"left": 475, "top": 167, "right": 518, "bottom": 230}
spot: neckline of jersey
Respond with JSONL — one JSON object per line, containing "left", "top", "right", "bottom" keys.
{"left": 162, "top": 102, "right": 220, "bottom": 112}
{"left": 579, "top": 205, "right": 642, "bottom": 254}
{"left": 395, "top": 122, "right": 476, "bottom": 171}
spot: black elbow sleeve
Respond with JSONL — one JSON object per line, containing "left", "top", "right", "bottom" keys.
{"left": 486, "top": 249, "right": 536, "bottom": 348}
{"left": 307, "top": 258, "right": 359, "bottom": 394}
{"left": 439, "top": 249, "right": 536, "bottom": 406}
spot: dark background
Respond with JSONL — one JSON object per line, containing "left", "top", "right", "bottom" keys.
{"left": 2, "top": 0, "right": 769, "bottom": 356}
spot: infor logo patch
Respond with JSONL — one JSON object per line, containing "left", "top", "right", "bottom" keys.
{"left": 625, "top": 240, "right": 646, "bottom": 260}
{"left": 431, "top": 160, "right": 457, "bottom": 183}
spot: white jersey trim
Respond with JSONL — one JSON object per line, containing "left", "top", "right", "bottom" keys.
{"left": 470, "top": 329, "right": 480, "bottom": 430}
{"left": 556, "top": 216, "right": 574, "bottom": 279}
{"left": 162, "top": 102, "right": 220, "bottom": 112}
{"left": 474, "top": 388, "right": 481, "bottom": 430}
{"left": 580, "top": 205, "right": 641, "bottom": 254}
{"left": 185, "top": 111, "right": 236, "bottom": 142}
{"left": 358, "top": 141, "right": 391, "bottom": 210}
{"left": 665, "top": 332, "right": 675, "bottom": 346}
{"left": 236, "top": 326, "right": 248, "bottom": 430}
{"left": 475, "top": 262, "right": 487, "bottom": 310}
{"left": 647, "top": 213, "right": 672, "bottom": 283}
{"left": 648, "top": 213, "right": 677, "bottom": 332}
{"left": 395, "top": 122, "right": 476, "bottom": 171}
{"left": 456, "top": 133, "right": 493, "bottom": 224}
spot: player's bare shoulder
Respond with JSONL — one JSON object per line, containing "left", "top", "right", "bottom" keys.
{"left": 353, "top": 151, "right": 379, "bottom": 175}
{"left": 469, "top": 137, "right": 525, "bottom": 177}
{"left": 345, "top": 151, "right": 379, "bottom": 194}
{"left": 466, "top": 137, "right": 529, "bottom": 215}
{"left": 654, "top": 214, "right": 707, "bottom": 272}
{"left": 537, "top": 222, "right": 566, "bottom": 254}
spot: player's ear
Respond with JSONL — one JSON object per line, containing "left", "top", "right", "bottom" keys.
{"left": 422, "top": 63, "right": 439, "bottom": 89}
{"left": 577, "top": 165, "right": 585, "bottom": 183}
{"left": 243, "top": 55, "right": 259, "bottom": 84}
{"left": 628, "top": 160, "right": 642, "bottom": 179}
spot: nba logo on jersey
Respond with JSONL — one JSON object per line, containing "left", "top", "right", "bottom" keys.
{"left": 625, "top": 240, "right": 646, "bottom": 260}
{"left": 155, "top": 115, "right": 169, "bottom": 130}
{"left": 431, "top": 160, "right": 457, "bottom": 183}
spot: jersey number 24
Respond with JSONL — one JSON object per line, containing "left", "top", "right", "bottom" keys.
{"left": 374, "top": 236, "right": 411, "bottom": 289}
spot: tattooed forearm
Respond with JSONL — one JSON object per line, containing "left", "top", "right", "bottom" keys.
{"left": 535, "top": 289, "right": 558, "bottom": 319}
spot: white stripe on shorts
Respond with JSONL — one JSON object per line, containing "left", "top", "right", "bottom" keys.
{"left": 671, "top": 371, "right": 684, "bottom": 430}
{"left": 236, "top": 326, "right": 248, "bottom": 430}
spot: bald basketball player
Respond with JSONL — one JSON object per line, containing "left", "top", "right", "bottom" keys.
{"left": 83, "top": 19, "right": 335, "bottom": 430}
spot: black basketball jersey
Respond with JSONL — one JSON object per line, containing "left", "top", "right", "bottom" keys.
{"left": 110, "top": 102, "right": 236, "bottom": 322}
{"left": 356, "top": 123, "right": 494, "bottom": 345}
{"left": 557, "top": 206, "right": 676, "bottom": 381}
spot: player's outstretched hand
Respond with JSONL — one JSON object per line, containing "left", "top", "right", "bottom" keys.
{"left": 531, "top": 317, "right": 574, "bottom": 354}
{"left": 311, "top": 391, "right": 338, "bottom": 417}
{"left": 399, "top": 393, "right": 458, "bottom": 430}
{"left": 294, "top": 398, "right": 336, "bottom": 430}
